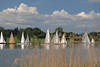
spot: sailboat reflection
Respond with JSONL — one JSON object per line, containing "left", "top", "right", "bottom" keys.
{"left": 9, "top": 44, "right": 15, "bottom": 49}
{"left": 21, "top": 44, "right": 25, "bottom": 49}
{"left": 0, "top": 44, "right": 4, "bottom": 50}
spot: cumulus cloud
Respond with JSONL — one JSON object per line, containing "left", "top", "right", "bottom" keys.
{"left": 76, "top": 12, "right": 89, "bottom": 18}
{"left": 52, "top": 10, "right": 70, "bottom": 16}
{"left": 3, "top": 3, "right": 38, "bottom": 14}
{"left": 0, "top": 3, "right": 100, "bottom": 32}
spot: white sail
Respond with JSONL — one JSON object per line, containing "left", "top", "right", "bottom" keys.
{"left": 45, "top": 29, "right": 50, "bottom": 44}
{"left": 61, "top": 33, "right": 67, "bottom": 48}
{"left": 21, "top": 32, "right": 25, "bottom": 44}
{"left": 61, "top": 34, "right": 67, "bottom": 44}
{"left": 25, "top": 34, "right": 30, "bottom": 45}
{"left": 55, "top": 31, "right": 60, "bottom": 44}
{"left": 52, "top": 31, "right": 60, "bottom": 44}
{"left": 0, "top": 32, "right": 6, "bottom": 44}
{"left": 44, "top": 29, "right": 51, "bottom": 50}
{"left": 82, "top": 32, "right": 90, "bottom": 47}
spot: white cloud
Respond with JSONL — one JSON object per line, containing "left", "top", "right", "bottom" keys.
{"left": 0, "top": 3, "right": 100, "bottom": 32}
{"left": 52, "top": 10, "right": 70, "bottom": 16}
{"left": 76, "top": 12, "right": 89, "bottom": 18}
{"left": 3, "top": 8, "right": 16, "bottom": 13}
{"left": 76, "top": 11, "right": 100, "bottom": 19}
{"left": 3, "top": 3, "right": 38, "bottom": 14}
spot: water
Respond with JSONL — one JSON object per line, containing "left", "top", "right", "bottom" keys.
{"left": 0, "top": 44, "right": 100, "bottom": 67}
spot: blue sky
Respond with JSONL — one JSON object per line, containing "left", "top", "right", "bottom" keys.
{"left": 0, "top": 0, "right": 100, "bottom": 14}
{"left": 0, "top": 0, "right": 100, "bottom": 32}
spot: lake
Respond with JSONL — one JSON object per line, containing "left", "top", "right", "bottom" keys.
{"left": 0, "top": 44, "right": 100, "bottom": 67}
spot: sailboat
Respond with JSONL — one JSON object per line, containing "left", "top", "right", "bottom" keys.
{"left": 91, "top": 38, "right": 95, "bottom": 46}
{"left": 9, "top": 32, "right": 15, "bottom": 44}
{"left": 9, "top": 32, "right": 15, "bottom": 49}
{"left": 52, "top": 31, "right": 60, "bottom": 49}
{"left": 0, "top": 32, "right": 6, "bottom": 49}
{"left": 82, "top": 32, "right": 90, "bottom": 48}
{"left": 61, "top": 33, "right": 67, "bottom": 48}
{"left": 25, "top": 34, "right": 30, "bottom": 46}
{"left": 21, "top": 32, "right": 25, "bottom": 44}
{"left": 21, "top": 32, "right": 25, "bottom": 49}
{"left": 0, "top": 32, "right": 6, "bottom": 44}
{"left": 44, "top": 29, "right": 50, "bottom": 50}
{"left": 54, "top": 31, "right": 60, "bottom": 44}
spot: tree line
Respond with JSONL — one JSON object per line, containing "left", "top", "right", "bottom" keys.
{"left": 0, "top": 27, "right": 100, "bottom": 43}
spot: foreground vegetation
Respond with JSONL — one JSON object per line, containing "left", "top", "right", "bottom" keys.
{"left": 13, "top": 45, "right": 100, "bottom": 67}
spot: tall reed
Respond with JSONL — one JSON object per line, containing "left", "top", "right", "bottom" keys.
{"left": 13, "top": 45, "right": 100, "bottom": 67}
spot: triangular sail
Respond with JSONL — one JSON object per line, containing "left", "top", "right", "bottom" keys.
{"left": 52, "top": 31, "right": 60, "bottom": 44}
{"left": 9, "top": 32, "right": 15, "bottom": 44}
{"left": 25, "top": 34, "right": 30, "bottom": 44}
{"left": 82, "top": 32, "right": 90, "bottom": 44}
{"left": 21, "top": 32, "right": 25, "bottom": 44}
{"left": 0, "top": 32, "right": 6, "bottom": 43}
{"left": 82, "top": 32, "right": 90, "bottom": 47}
{"left": 45, "top": 29, "right": 50, "bottom": 44}
{"left": 61, "top": 33, "right": 67, "bottom": 44}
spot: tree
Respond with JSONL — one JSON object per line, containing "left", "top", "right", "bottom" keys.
{"left": 55, "top": 27, "right": 63, "bottom": 38}
{"left": 55, "top": 27, "right": 63, "bottom": 33}
{"left": 0, "top": 27, "right": 4, "bottom": 31}
{"left": 32, "top": 27, "right": 45, "bottom": 38}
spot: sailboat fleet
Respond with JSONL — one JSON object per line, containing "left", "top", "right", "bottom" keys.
{"left": 0, "top": 30, "right": 96, "bottom": 50}
{"left": 44, "top": 30, "right": 95, "bottom": 49}
{"left": 82, "top": 32, "right": 95, "bottom": 48}
{"left": 20, "top": 32, "right": 30, "bottom": 49}
{"left": 0, "top": 32, "right": 30, "bottom": 49}
{"left": 44, "top": 29, "right": 67, "bottom": 49}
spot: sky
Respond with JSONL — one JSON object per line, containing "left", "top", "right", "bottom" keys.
{"left": 0, "top": 0, "right": 100, "bottom": 32}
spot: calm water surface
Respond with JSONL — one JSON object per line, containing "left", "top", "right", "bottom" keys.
{"left": 0, "top": 44, "right": 100, "bottom": 67}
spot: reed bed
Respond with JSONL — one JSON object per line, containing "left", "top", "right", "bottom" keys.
{"left": 13, "top": 45, "right": 100, "bottom": 67}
